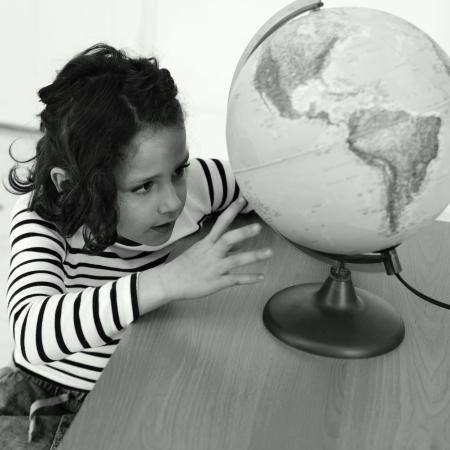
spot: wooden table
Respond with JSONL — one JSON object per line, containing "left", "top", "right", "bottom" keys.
{"left": 60, "top": 213, "right": 450, "bottom": 450}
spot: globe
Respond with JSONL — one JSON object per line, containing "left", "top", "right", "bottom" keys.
{"left": 226, "top": 1, "right": 450, "bottom": 359}
{"left": 226, "top": 5, "right": 450, "bottom": 255}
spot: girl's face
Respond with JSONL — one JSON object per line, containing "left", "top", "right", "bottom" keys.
{"left": 114, "top": 126, "right": 189, "bottom": 246}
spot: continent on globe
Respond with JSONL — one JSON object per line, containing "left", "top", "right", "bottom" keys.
{"left": 347, "top": 109, "right": 441, "bottom": 235}
{"left": 254, "top": 31, "right": 340, "bottom": 119}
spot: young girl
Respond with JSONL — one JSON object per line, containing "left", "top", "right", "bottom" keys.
{"left": 1, "top": 43, "right": 272, "bottom": 449}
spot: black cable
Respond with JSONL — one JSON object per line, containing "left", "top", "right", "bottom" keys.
{"left": 394, "top": 272, "right": 450, "bottom": 310}
{"left": 377, "top": 247, "right": 450, "bottom": 310}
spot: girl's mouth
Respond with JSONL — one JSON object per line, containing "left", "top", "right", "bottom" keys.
{"left": 152, "top": 221, "right": 175, "bottom": 231}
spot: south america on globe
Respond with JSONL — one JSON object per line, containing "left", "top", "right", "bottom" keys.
{"left": 226, "top": 7, "right": 450, "bottom": 254}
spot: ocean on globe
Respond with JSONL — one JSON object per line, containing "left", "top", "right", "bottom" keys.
{"left": 226, "top": 6, "right": 450, "bottom": 255}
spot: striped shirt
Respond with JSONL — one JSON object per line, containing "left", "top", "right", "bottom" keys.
{"left": 6, "top": 158, "right": 249, "bottom": 391}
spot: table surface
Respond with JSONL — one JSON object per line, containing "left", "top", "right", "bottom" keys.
{"left": 60, "top": 213, "right": 450, "bottom": 450}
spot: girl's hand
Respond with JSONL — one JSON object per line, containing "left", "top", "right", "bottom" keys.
{"left": 162, "top": 197, "right": 273, "bottom": 301}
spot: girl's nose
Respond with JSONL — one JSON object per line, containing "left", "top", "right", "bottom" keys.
{"left": 158, "top": 184, "right": 183, "bottom": 215}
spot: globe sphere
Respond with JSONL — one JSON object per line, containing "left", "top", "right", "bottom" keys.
{"left": 226, "top": 6, "right": 450, "bottom": 254}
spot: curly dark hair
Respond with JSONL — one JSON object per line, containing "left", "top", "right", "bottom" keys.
{"left": 7, "top": 43, "right": 185, "bottom": 254}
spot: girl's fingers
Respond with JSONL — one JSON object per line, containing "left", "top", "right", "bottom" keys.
{"left": 218, "top": 223, "right": 262, "bottom": 252}
{"left": 208, "top": 197, "right": 247, "bottom": 243}
{"left": 223, "top": 273, "right": 265, "bottom": 286}
{"left": 224, "top": 248, "right": 272, "bottom": 270}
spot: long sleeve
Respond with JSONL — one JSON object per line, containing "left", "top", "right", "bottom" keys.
{"left": 194, "top": 157, "right": 253, "bottom": 214}
{"left": 7, "top": 205, "right": 140, "bottom": 365}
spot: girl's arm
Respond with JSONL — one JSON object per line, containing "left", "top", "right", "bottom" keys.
{"left": 7, "top": 207, "right": 166, "bottom": 365}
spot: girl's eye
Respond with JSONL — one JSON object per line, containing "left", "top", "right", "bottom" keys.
{"left": 132, "top": 162, "right": 190, "bottom": 195}
{"left": 173, "top": 162, "right": 190, "bottom": 179}
{"left": 133, "top": 181, "right": 154, "bottom": 194}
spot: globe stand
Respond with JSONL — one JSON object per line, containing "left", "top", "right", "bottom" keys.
{"left": 263, "top": 262, "right": 405, "bottom": 358}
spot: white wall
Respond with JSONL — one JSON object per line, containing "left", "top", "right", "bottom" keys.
{"left": 0, "top": 0, "right": 154, "bottom": 127}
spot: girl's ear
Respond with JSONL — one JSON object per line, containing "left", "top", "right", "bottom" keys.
{"left": 50, "top": 167, "right": 69, "bottom": 193}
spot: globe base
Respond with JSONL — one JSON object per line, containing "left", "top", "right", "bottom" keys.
{"left": 263, "top": 265, "right": 405, "bottom": 359}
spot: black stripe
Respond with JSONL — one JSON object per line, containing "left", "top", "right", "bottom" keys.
{"left": 130, "top": 273, "right": 139, "bottom": 321}
{"left": 10, "top": 218, "right": 59, "bottom": 235}
{"left": 73, "top": 292, "right": 91, "bottom": 348}
{"left": 58, "top": 358, "right": 104, "bottom": 372}
{"left": 65, "top": 266, "right": 168, "bottom": 291}
{"left": 7, "top": 281, "right": 64, "bottom": 307}
{"left": 80, "top": 350, "right": 113, "bottom": 358}
{"left": 9, "top": 293, "right": 45, "bottom": 321}
{"left": 212, "top": 159, "right": 228, "bottom": 210}
{"left": 116, "top": 236, "right": 141, "bottom": 246}
{"left": 110, "top": 282, "right": 122, "bottom": 330}
{"left": 66, "top": 245, "right": 155, "bottom": 260}
{"left": 197, "top": 158, "right": 214, "bottom": 209}
{"left": 20, "top": 307, "right": 31, "bottom": 363}
{"left": 12, "top": 303, "right": 30, "bottom": 339}
{"left": 232, "top": 181, "right": 240, "bottom": 203}
{"left": 11, "top": 232, "right": 65, "bottom": 252}
{"left": 35, "top": 297, "right": 52, "bottom": 363}
{"left": 102, "top": 339, "right": 120, "bottom": 345}
{"left": 66, "top": 284, "right": 94, "bottom": 289}
{"left": 92, "top": 288, "right": 113, "bottom": 344}
{"left": 8, "top": 259, "right": 135, "bottom": 288}
{"left": 10, "top": 247, "right": 62, "bottom": 265}
{"left": 55, "top": 295, "right": 72, "bottom": 355}
{"left": 46, "top": 364, "right": 97, "bottom": 383}
{"left": 13, "top": 360, "right": 90, "bottom": 392}
{"left": 8, "top": 258, "right": 62, "bottom": 280}
{"left": 7, "top": 269, "right": 65, "bottom": 295}
{"left": 64, "top": 272, "right": 118, "bottom": 281}
{"left": 11, "top": 208, "right": 30, "bottom": 222}
{"left": 64, "top": 254, "right": 169, "bottom": 273}
{"left": 196, "top": 215, "right": 209, "bottom": 227}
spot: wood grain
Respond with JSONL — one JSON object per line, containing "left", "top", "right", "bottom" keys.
{"left": 60, "top": 214, "right": 450, "bottom": 450}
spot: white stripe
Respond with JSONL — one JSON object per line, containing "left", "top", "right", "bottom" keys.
{"left": 115, "top": 275, "right": 135, "bottom": 326}
{"left": 23, "top": 301, "right": 42, "bottom": 364}
{"left": 42, "top": 294, "right": 66, "bottom": 360}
